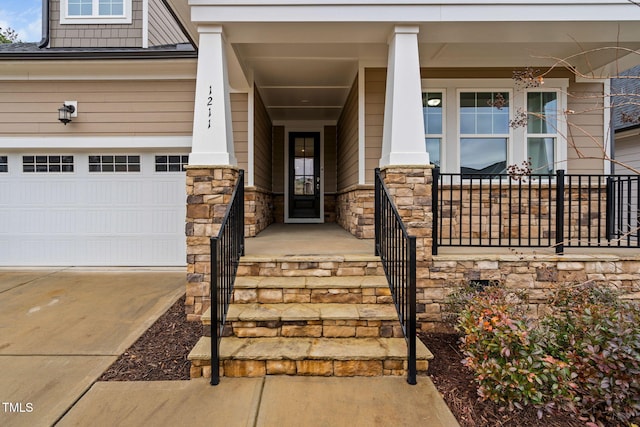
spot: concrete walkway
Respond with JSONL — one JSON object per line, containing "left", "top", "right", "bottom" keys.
{"left": 0, "top": 269, "right": 459, "bottom": 427}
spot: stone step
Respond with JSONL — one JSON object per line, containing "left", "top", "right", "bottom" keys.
{"left": 232, "top": 276, "right": 392, "bottom": 304}
{"left": 237, "top": 254, "right": 383, "bottom": 277}
{"left": 188, "top": 336, "right": 433, "bottom": 379}
{"left": 202, "top": 303, "right": 405, "bottom": 338}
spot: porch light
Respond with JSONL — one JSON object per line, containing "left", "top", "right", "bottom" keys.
{"left": 58, "top": 102, "right": 77, "bottom": 125}
{"left": 426, "top": 97, "right": 441, "bottom": 107}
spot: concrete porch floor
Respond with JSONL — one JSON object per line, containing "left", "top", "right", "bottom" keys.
{"left": 245, "top": 223, "right": 374, "bottom": 256}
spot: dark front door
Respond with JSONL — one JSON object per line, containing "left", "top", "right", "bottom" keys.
{"left": 288, "top": 132, "right": 321, "bottom": 219}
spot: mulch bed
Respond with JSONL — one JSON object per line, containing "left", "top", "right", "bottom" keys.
{"left": 99, "top": 298, "right": 592, "bottom": 426}
{"left": 99, "top": 295, "right": 201, "bottom": 381}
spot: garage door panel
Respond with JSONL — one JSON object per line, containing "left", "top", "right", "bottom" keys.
{"left": 0, "top": 152, "right": 187, "bottom": 266}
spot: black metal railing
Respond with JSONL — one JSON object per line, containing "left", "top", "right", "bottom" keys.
{"left": 432, "top": 168, "right": 640, "bottom": 255}
{"left": 374, "top": 168, "right": 417, "bottom": 385}
{"left": 210, "top": 169, "right": 244, "bottom": 386}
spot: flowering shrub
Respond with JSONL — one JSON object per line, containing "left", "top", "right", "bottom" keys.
{"left": 448, "top": 283, "right": 640, "bottom": 424}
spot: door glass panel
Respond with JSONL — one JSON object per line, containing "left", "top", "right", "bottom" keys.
{"left": 293, "top": 137, "right": 315, "bottom": 195}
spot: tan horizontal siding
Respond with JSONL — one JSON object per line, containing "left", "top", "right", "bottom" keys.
{"left": 566, "top": 81, "right": 606, "bottom": 174}
{"left": 324, "top": 125, "right": 337, "bottom": 193}
{"left": 364, "top": 69, "right": 386, "bottom": 185}
{"left": 231, "top": 93, "right": 249, "bottom": 174}
{"left": 0, "top": 80, "right": 195, "bottom": 136}
{"left": 272, "top": 126, "right": 285, "bottom": 193}
{"left": 253, "top": 89, "right": 273, "bottom": 190}
{"left": 337, "top": 75, "right": 359, "bottom": 190}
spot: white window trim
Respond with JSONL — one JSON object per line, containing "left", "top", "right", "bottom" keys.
{"left": 423, "top": 89, "right": 446, "bottom": 168}
{"left": 422, "top": 78, "right": 568, "bottom": 175}
{"left": 60, "top": 0, "right": 132, "bottom": 25}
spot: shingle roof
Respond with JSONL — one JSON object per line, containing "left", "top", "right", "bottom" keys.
{"left": 0, "top": 42, "right": 196, "bottom": 59}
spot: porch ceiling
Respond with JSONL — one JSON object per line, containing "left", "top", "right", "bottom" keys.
{"left": 166, "top": 0, "right": 640, "bottom": 122}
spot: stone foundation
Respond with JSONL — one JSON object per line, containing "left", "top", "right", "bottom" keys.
{"left": 245, "top": 186, "right": 273, "bottom": 237}
{"left": 336, "top": 185, "right": 375, "bottom": 238}
{"left": 421, "top": 254, "right": 640, "bottom": 332}
{"left": 185, "top": 166, "right": 239, "bottom": 321}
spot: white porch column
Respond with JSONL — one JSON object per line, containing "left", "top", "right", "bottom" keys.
{"left": 380, "top": 26, "right": 429, "bottom": 167}
{"left": 189, "top": 25, "right": 237, "bottom": 166}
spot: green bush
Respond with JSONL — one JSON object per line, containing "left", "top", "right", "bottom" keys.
{"left": 448, "top": 283, "right": 640, "bottom": 424}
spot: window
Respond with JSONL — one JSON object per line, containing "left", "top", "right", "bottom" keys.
{"left": 423, "top": 92, "right": 443, "bottom": 167}
{"left": 23, "top": 155, "right": 74, "bottom": 173}
{"left": 89, "top": 155, "right": 140, "bottom": 172}
{"left": 460, "top": 91, "right": 510, "bottom": 175}
{"left": 527, "top": 92, "right": 558, "bottom": 173}
{"left": 0, "top": 156, "right": 7, "bottom": 173}
{"left": 155, "top": 155, "right": 189, "bottom": 172}
{"left": 61, "top": 0, "right": 131, "bottom": 24}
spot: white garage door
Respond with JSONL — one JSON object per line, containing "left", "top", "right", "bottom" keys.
{"left": 0, "top": 152, "right": 187, "bottom": 266}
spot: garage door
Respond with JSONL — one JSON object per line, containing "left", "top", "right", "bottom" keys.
{"left": 0, "top": 152, "right": 187, "bottom": 266}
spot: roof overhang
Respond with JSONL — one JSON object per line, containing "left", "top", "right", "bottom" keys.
{"left": 163, "top": 0, "right": 640, "bottom": 121}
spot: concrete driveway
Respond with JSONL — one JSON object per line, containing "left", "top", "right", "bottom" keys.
{"left": 0, "top": 268, "right": 185, "bottom": 427}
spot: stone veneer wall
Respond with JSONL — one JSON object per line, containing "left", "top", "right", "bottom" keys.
{"left": 185, "top": 166, "right": 239, "bottom": 321}
{"left": 423, "top": 255, "right": 640, "bottom": 332}
{"left": 336, "top": 185, "right": 375, "bottom": 238}
{"left": 245, "top": 186, "right": 273, "bottom": 237}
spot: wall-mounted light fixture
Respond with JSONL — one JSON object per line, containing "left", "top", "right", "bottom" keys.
{"left": 58, "top": 101, "right": 77, "bottom": 125}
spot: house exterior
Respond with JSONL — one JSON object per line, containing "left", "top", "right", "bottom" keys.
{"left": 2, "top": 1, "right": 640, "bottom": 346}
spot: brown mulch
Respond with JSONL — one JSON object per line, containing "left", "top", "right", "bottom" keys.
{"left": 99, "top": 295, "right": 201, "bottom": 381}
{"left": 98, "top": 299, "right": 588, "bottom": 426}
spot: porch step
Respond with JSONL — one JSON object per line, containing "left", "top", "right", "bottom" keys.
{"left": 232, "top": 275, "right": 392, "bottom": 304}
{"left": 188, "top": 337, "right": 433, "bottom": 378}
{"left": 201, "top": 303, "right": 405, "bottom": 338}
{"left": 237, "top": 254, "right": 383, "bottom": 277}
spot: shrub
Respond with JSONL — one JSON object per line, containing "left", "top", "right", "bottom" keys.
{"left": 448, "top": 283, "right": 640, "bottom": 424}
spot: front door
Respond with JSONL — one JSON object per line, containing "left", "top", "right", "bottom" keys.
{"left": 288, "top": 132, "right": 321, "bottom": 219}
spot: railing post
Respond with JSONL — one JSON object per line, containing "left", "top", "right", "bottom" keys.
{"left": 210, "top": 236, "right": 219, "bottom": 386}
{"left": 374, "top": 168, "right": 381, "bottom": 256}
{"left": 407, "top": 235, "right": 417, "bottom": 385}
{"left": 555, "top": 169, "right": 565, "bottom": 255}
{"left": 605, "top": 176, "right": 614, "bottom": 241}
{"left": 239, "top": 170, "right": 245, "bottom": 256}
{"left": 432, "top": 167, "right": 439, "bottom": 256}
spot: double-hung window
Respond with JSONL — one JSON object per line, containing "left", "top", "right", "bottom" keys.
{"left": 459, "top": 91, "right": 510, "bottom": 175}
{"left": 422, "top": 79, "right": 567, "bottom": 175}
{"left": 61, "top": 0, "right": 131, "bottom": 24}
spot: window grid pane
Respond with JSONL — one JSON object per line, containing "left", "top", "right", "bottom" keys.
{"left": 155, "top": 155, "right": 189, "bottom": 172}
{"left": 0, "top": 156, "right": 7, "bottom": 173}
{"left": 88, "top": 155, "right": 141, "bottom": 172}
{"left": 23, "top": 155, "right": 75, "bottom": 173}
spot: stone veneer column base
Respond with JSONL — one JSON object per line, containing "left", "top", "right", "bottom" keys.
{"left": 379, "top": 166, "right": 434, "bottom": 332}
{"left": 185, "top": 166, "right": 239, "bottom": 322}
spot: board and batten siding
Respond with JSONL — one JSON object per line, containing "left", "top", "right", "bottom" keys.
{"left": 0, "top": 80, "right": 195, "bottom": 135}
{"left": 231, "top": 93, "right": 249, "bottom": 174}
{"left": 616, "top": 133, "right": 640, "bottom": 174}
{"left": 50, "top": 0, "right": 143, "bottom": 48}
{"left": 148, "top": 0, "right": 189, "bottom": 46}
{"left": 337, "top": 75, "right": 360, "bottom": 190}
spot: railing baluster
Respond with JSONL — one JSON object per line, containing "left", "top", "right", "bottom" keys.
{"left": 210, "top": 169, "right": 244, "bottom": 386}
